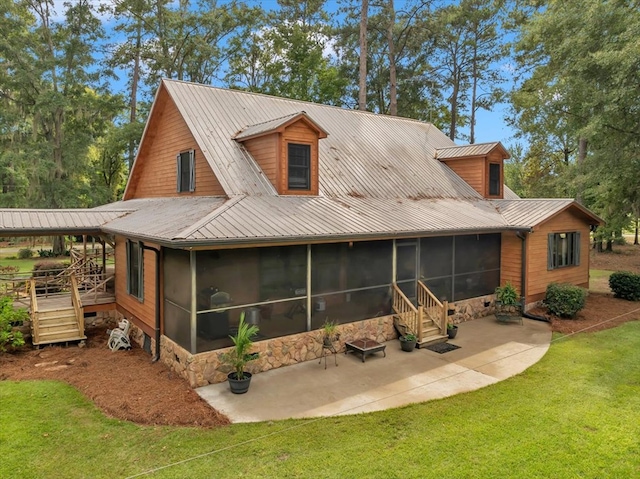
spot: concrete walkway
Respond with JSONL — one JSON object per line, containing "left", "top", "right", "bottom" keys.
{"left": 196, "top": 316, "right": 552, "bottom": 423}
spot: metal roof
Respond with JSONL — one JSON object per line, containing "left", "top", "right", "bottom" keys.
{"left": 234, "top": 111, "right": 327, "bottom": 140}
{"left": 162, "top": 80, "right": 481, "bottom": 200}
{"left": 493, "top": 199, "right": 602, "bottom": 227}
{"left": 0, "top": 209, "right": 128, "bottom": 235}
{"left": 435, "top": 142, "right": 510, "bottom": 160}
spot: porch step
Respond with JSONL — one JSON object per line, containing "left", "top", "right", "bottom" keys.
{"left": 416, "top": 334, "right": 449, "bottom": 348}
{"left": 36, "top": 308, "right": 75, "bottom": 320}
{"left": 32, "top": 307, "right": 85, "bottom": 346}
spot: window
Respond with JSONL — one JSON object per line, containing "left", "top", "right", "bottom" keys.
{"left": 489, "top": 163, "right": 501, "bottom": 196}
{"left": 548, "top": 232, "right": 581, "bottom": 270}
{"left": 287, "top": 143, "right": 311, "bottom": 190}
{"left": 126, "top": 240, "right": 144, "bottom": 300}
{"left": 176, "top": 150, "right": 195, "bottom": 192}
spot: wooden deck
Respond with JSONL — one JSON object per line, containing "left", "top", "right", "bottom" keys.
{"left": 20, "top": 291, "right": 116, "bottom": 313}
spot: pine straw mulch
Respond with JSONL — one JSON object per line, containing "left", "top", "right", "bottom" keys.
{"left": 0, "top": 325, "right": 230, "bottom": 428}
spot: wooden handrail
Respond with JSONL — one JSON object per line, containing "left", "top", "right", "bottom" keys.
{"left": 391, "top": 284, "right": 422, "bottom": 342}
{"left": 417, "top": 281, "right": 447, "bottom": 336}
{"left": 69, "top": 274, "right": 84, "bottom": 338}
{"left": 29, "top": 279, "right": 39, "bottom": 345}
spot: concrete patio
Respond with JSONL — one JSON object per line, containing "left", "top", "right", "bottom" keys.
{"left": 196, "top": 316, "right": 552, "bottom": 423}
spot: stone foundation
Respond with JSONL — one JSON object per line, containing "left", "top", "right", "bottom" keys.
{"left": 158, "top": 315, "right": 397, "bottom": 388}
{"left": 448, "top": 294, "right": 496, "bottom": 324}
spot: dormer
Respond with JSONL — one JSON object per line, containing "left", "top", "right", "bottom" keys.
{"left": 435, "top": 142, "right": 510, "bottom": 199}
{"left": 234, "top": 112, "right": 328, "bottom": 195}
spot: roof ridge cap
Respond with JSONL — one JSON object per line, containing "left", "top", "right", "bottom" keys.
{"left": 174, "top": 196, "right": 244, "bottom": 239}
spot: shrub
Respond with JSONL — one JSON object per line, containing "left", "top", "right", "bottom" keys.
{"left": 495, "top": 282, "right": 519, "bottom": 306}
{"left": 17, "top": 248, "right": 33, "bottom": 259}
{"left": 37, "top": 249, "right": 56, "bottom": 258}
{"left": 544, "top": 283, "right": 587, "bottom": 318}
{"left": 609, "top": 271, "right": 640, "bottom": 301}
{"left": 0, "top": 296, "right": 27, "bottom": 351}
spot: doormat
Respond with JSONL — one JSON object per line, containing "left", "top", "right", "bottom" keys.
{"left": 425, "top": 342, "right": 460, "bottom": 354}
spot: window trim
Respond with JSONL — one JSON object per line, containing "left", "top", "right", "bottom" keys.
{"left": 547, "top": 232, "right": 581, "bottom": 270}
{"left": 126, "top": 240, "right": 144, "bottom": 301}
{"left": 286, "top": 142, "right": 311, "bottom": 191}
{"left": 176, "top": 149, "right": 195, "bottom": 193}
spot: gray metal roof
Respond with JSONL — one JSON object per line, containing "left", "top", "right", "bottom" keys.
{"left": 161, "top": 80, "right": 481, "bottom": 200}
{"left": 98, "top": 197, "right": 227, "bottom": 241}
{"left": 435, "top": 142, "right": 509, "bottom": 160}
{"left": 493, "top": 199, "right": 602, "bottom": 227}
{"left": 0, "top": 209, "right": 128, "bottom": 235}
{"left": 234, "top": 111, "right": 327, "bottom": 140}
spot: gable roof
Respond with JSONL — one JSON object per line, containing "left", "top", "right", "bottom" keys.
{"left": 160, "top": 79, "right": 481, "bottom": 200}
{"left": 233, "top": 111, "right": 328, "bottom": 141}
{"left": 493, "top": 199, "right": 603, "bottom": 227}
{"left": 435, "top": 142, "right": 510, "bottom": 160}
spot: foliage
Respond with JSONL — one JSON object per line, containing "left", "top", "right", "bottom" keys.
{"left": 220, "top": 312, "right": 259, "bottom": 380}
{"left": 321, "top": 319, "right": 338, "bottom": 339}
{"left": 37, "top": 249, "right": 56, "bottom": 258}
{"left": 447, "top": 322, "right": 457, "bottom": 331}
{"left": 495, "top": 282, "right": 519, "bottom": 306}
{"left": 33, "top": 261, "right": 67, "bottom": 274}
{"left": 544, "top": 283, "right": 587, "bottom": 318}
{"left": 17, "top": 248, "right": 33, "bottom": 259}
{"left": 609, "top": 271, "right": 640, "bottom": 302}
{"left": 400, "top": 333, "right": 416, "bottom": 341}
{"left": 0, "top": 296, "right": 27, "bottom": 351}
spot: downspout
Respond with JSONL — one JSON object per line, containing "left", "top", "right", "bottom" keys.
{"left": 141, "top": 243, "right": 161, "bottom": 361}
{"left": 516, "top": 231, "right": 549, "bottom": 323}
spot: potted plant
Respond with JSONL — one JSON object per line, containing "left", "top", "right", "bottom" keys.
{"left": 399, "top": 332, "right": 417, "bottom": 352}
{"left": 495, "top": 282, "right": 521, "bottom": 323}
{"left": 321, "top": 319, "right": 340, "bottom": 347}
{"left": 447, "top": 322, "right": 458, "bottom": 339}
{"left": 221, "top": 312, "right": 259, "bottom": 394}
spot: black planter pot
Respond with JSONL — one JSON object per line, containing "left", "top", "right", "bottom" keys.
{"left": 399, "top": 337, "right": 417, "bottom": 352}
{"left": 228, "top": 371, "right": 253, "bottom": 394}
{"left": 447, "top": 325, "right": 458, "bottom": 339}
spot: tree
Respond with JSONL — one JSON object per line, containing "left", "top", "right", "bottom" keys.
{"left": 358, "top": 0, "right": 368, "bottom": 111}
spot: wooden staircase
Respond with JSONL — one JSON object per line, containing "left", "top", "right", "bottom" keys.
{"left": 392, "top": 281, "right": 449, "bottom": 348}
{"left": 29, "top": 275, "right": 86, "bottom": 347}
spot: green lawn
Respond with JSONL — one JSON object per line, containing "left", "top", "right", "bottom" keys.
{"left": 2, "top": 323, "right": 640, "bottom": 478}
{"left": 589, "top": 269, "right": 613, "bottom": 293}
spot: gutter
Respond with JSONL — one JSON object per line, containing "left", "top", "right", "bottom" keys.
{"left": 141, "top": 243, "right": 161, "bottom": 362}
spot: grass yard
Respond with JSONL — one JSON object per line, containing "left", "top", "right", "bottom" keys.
{"left": 589, "top": 269, "right": 612, "bottom": 293}
{"left": 2, "top": 322, "right": 640, "bottom": 479}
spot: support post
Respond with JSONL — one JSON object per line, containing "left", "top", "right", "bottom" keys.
{"left": 190, "top": 250, "right": 197, "bottom": 354}
{"left": 306, "top": 244, "right": 312, "bottom": 332}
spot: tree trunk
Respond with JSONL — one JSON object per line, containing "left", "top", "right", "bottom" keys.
{"left": 470, "top": 42, "right": 478, "bottom": 144}
{"left": 576, "top": 137, "right": 587, "bottom": 203}
{"left": 129, "top": 22, "right": 142, "bottom": 170}
{"left": 635, "top": 217, "right": 639, "bottom": 245}
{"left": 52, "top": 236, "right": 65, "bottom": 256}
{"left": 358, "top": 0, "right": 368, "bottom": 111}
{"left": 606, "top": 239, "right": 613, "bottom": 252}
{"left": 386, "top": 0, "right": 397, "bottom": 116}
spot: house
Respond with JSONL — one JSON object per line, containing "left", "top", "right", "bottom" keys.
{"left": 0, "top": 80, "right": 601, "bottom": 387}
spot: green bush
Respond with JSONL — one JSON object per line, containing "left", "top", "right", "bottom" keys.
{"left": 544, "top": 283, "right": 587, "bottom": 318}
{"left": 609, "top": 271, "right": 640, "bottom": 301}
{"left": 37, "top": 249, "right": 56, "bottom": 258}
{"left": 0, "top": 296, "right": 27, "bottom": 351}
{"left": 17, "top": 248, "right": 33, "bottom": 259}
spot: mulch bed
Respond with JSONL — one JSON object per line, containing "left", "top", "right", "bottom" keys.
{"left": 0, "top": 325, "right": 230, "bottom": 428}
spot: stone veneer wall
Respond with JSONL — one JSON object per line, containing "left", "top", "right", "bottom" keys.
{"left": 448, "top": 294, "right": 497, "bottom": 324}
{"left": 157, "top": 315, "right": 396, "bottom": 388}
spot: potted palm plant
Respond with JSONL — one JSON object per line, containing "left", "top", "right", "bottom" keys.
{"left": 221, "top": 312, "right": 259, "bottom": 394}
{"left": 399, "top": 332, "right": 417, "bottom": 352}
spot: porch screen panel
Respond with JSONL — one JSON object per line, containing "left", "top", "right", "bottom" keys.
{"left": 311, "top": 240, "right": 392, "bottom": 328}
{"left": 163, "top": 248, "right": 191, "bottom": 348}
{"left": 420, "top": 236, "right": 454, "bottom": 302}
{"left": 453, "top": 234, "right": 501, "bottom": 301}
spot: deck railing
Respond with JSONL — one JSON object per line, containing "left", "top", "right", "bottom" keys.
{"left": 70, "top": 274, "right": 85, "bottom": 338}
{"left": 29, "top": 279, "right": 40, "bottom": 345}
{"left": 392, "top": 283, "right": 423, "bottom": 342}
{"left": 417, "top": 281, "right": 448, "bottom": 336}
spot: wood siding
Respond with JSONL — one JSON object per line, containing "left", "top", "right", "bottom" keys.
{"left": 526, "top": 211, "right": 590, "bottom": 303}
{"left": 243, "top": 133, "right": 278, "bottom": 187}
{"left": 500, "top": 231, "right": 522, "bottom": 295}
{"left": 114, "top": 235, "right": 158, "bottom": 335}
{"left": 280, "top": 120, "right": 320, "bottom": 195}
{"left": 125, "top": 87, "right": 225, "bottom": 199}
{"left": 442, "top": 158, "right": 485, "bottom": 196}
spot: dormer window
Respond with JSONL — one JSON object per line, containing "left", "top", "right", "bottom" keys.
{"left": 177, "top": 149, "right": 195, "bottom": 192}
{"left": 489, "top": 163, "right": 501, "bottom": 196}
{"left": 287, "top": 143, "right": 311, "bottom": 190}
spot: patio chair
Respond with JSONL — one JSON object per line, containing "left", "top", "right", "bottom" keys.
{"left": 107, "top": 319, "right": 131, "bottom": 351}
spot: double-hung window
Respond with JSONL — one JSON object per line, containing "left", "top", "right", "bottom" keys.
{"left": 547, "top": 232, "right": 581, "bottom": 270}
{"left": 287, "top": 143, "right": 311, "bottom": 190}
{"left": 177, "top": 149, "right": 195, "bottom": 192}
{"left": 126, "top": 240, "right": 144, "bottom": 300}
